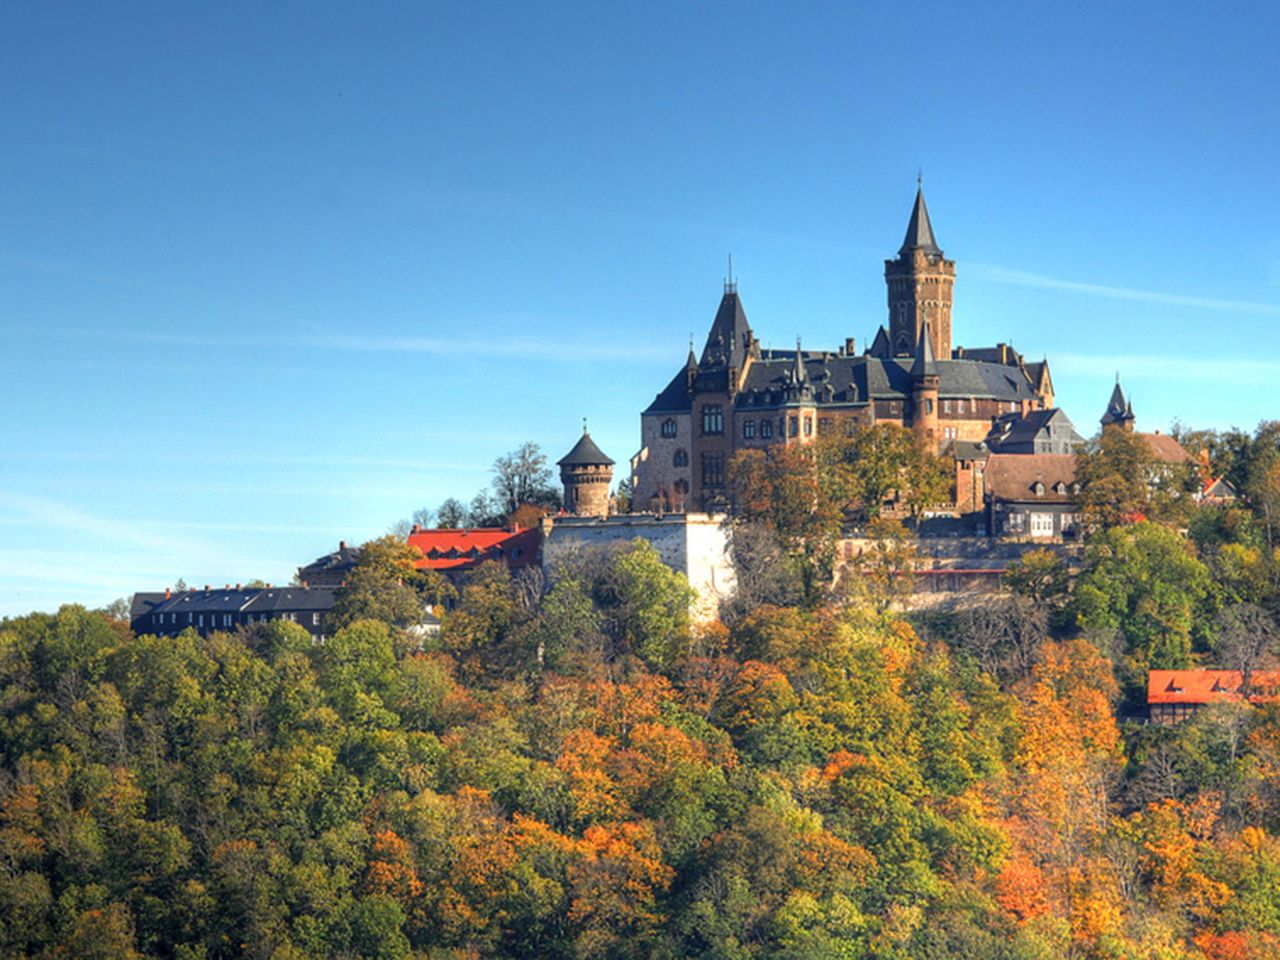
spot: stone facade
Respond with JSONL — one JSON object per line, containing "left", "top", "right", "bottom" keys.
{"left": 632, "top": 187, "right": 1055, "bottom": 512}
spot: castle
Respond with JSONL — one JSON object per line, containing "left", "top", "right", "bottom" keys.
{"left": 631, "top": 187, "right": 1056, "bottom": 513}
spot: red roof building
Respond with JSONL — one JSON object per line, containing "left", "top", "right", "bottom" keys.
{"left": 1147, "top": 669, "right": 1280, "bottom": 723}
{"left": 406, "top": 525, "right": 542, "bottom": 574}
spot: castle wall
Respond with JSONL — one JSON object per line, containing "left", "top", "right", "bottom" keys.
{"left": 543, "top": 513, "right": 734, "bottom": 622}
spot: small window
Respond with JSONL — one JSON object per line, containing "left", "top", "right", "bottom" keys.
{"left": 701, "top": 405, "right": 724, "bottom": 435}
{"left": 803, "top": 418, "right": 812, "bottom": 436}
{"left": 957, "top": 400, "right": 966, "bottom": 414}
{"left": 890, "top": 401, "right": 900, "bottom": 414}
{"left": 674, "top": 449, "right": 689, "bottom": 467}
{"left": 1033, "top": 481, "right": 1046, "bottom": 496}
{"left": 661, "top": 418, "right": 677, "bottom": 438}
{"left": 818, "top": 418, "right": 832, "bottom": 436}
{"left": 312, "top": 613, "right": 320, "bottom": 626}
{"left": 743, "top": 420, "right": 756, "bottom": 439}
{"left": 198, "top": 614, "right": 204, "bottom": 627}
{"left": 789, "top": 417, "right": 798, "bottom": 437}
{"left": 943, "top": 400, "right": 952, "bottom": 414}
{"left": 761, "top": 419, "right": 773, "bottom": 439}
{"left": 925, "top": 399, "right": 934, "bottom": 414}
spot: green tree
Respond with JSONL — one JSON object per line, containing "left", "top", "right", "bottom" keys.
{"left": 330, "top": 536, "right": 454, "bottom": 631}
{"left": 595, "top": 540, "right": 694, "bottom": 670}
{"left": 492, "top": 441, "right": 560, "bottom": 516}
{"left": 1072, "top": 521, "right": 1215, "bottom": 685}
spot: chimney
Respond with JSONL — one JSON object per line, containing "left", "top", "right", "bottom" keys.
{"left": 204, "top": 584, "right": 210, "bottom": 592}
{"left": 164, "top": 587, "right": 171, "bottom": 600}
{"left": 339, "top": 540, "right": 347, "bottom": 550}
{"left": 845, "top": 337, "right": 855, "bottom": 356}
{"left": 235, "top": 583, "right": 241, "bottom": 590}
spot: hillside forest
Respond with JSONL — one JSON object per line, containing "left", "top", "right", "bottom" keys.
{"left": 4, "top": 421, "right": 1280, "bottom": 958}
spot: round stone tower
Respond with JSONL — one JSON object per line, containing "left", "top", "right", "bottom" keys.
{"left": 558, "top": 424, "right": 615, "bottom": 517}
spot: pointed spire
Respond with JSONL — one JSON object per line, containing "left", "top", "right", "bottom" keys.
{"left": 911, "top": 321, "right": 938, "bottom": 379}
{"left": 899, "top": 184, "right": 941, "bottom": 256}
{"left": 793, "top": 337, "right": 809, "bottom": 384}
{"left": 1101, "top": 380, "right": 1136, "bottom": 427}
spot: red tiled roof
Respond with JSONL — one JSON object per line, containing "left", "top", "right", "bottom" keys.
{"left": 1147, "top": 669, "right": 1280, "bottom": 705}
{"left": 407, "top": 526, "right": 542, "bottom": 571}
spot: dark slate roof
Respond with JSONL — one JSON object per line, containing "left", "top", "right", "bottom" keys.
{"left": 869, "top": 326, "right": 892, "bottom": 358}
{"left": 955, "top": 440, "right": 991, "bottom": 461}
{"left": 130, "top": 592, "right": 167, "bottom": 621}
{"left": 899, "top": 186, "right": 941, "bottom": 256}
{"left": 986, "top": 408, "right": 1084, "bottom": 453}
{"left": 558, "top": 430, "right": 614, "bottom": 466}
{"left": 644, "top": 366, "right": 695, "bottom": 414}
{"left": 728, "top": 352, "right": 1039, "bottom": 408}
{"left": 699, "top": 291, "right": 753, "bottom": 372}
{"left": 911, "top": 322, "right": 937, "bottom": 379}
{"left": 244, "top": 587, "right": 336, "bottom": 613}
{"left": 298, "top": 542, "right": 361, "bottom": 581}
{"left": 1101, "top": 382, "right": 1134, "bottom": 425}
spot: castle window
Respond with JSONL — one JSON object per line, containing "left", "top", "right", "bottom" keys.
{"left": 743, "top": 420, "right": 755, "bottom": 439}
{"left": 661, "top": 418, "right": 677, "bottom": 438}
{"left": 957, "top": 400, "right": 966, "bottom": 414}
{"left": 890, "top": 401, "right": 900, "bottom": 414}
{"left": 673, "top": 448, "right": 688, "bottom": 467}
{"left": 803, "top": 417, "right": 812, "bottom": 436}
{"left": 818, "top": 417, "right": 832, "bottom": 436}
{"left": 701, "top": 452, "right": 725, "bottom": 487}
{"left": 701, "top": 405, "right": 723, "bottom": 435}
{"left": 925, "top": 399, "right": 934, "bottom": 414}
{"left": 943, "top": 400, "right": 952, "bottom": 414}
{"left": 789, "top": 417, "right": 798, "bottom": 437}
{"left": 760, "top": 419, "right": 773, "bottom": 439}
{"left": 845, "top": 420, "right": 857, "bottom": 437}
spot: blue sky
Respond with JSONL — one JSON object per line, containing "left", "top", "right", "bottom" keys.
{"left": 2, "top": 2, "right": 1277, "bottom": 616}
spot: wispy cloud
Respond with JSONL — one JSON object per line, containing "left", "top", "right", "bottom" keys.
{"left": 1053, "top": 352, "right": 1280, "bottom": 384}
{"left": 28, "top": 326, "right": 671, "bottom": 363}
{"left": 970, "top": 263, "right": 1280, "bottom": 315}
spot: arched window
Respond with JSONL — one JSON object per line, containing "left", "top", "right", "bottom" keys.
{"left": 673, "top": 449, "right": 689, "bottom": 467}
{"left": 661, "top": 418, "right": 677, "bottom": 438}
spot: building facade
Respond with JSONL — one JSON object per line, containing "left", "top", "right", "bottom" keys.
{"left": 131, "top": 585, "right": 337, "bottom": 642}
{"left": 632, "top": 187, "right": 1055, "bottom": 511}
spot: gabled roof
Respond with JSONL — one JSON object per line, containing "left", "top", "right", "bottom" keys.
{"left": 868, "top": 326, "right": 892, "bottom": 359}
{"left": 1140, "top": 432, "right": 1194, "bottom": 464}
{"left": 899, "top": 185, "right": 941, "bottom": 256}
{"left": 986, "top": 408, "right": 1084, "bottom": 453}
{"left": 1148, "top": 669, "right": 1280, "bottom": 705}
{"left": 558, "top": 429, "right": 614, "bottom": 467}
{"left": 984, "top": 453, "right": 1077, "bottom": 502}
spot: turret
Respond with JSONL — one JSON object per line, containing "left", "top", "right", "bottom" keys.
{"left": 910, "top": 320, "right": 941, "bottom": 446}
{"left": 558, "top": 424, "right": 615, "bottom": 517}
{"left": 1100, "top": 381, "right": 1136, "bottom": 433}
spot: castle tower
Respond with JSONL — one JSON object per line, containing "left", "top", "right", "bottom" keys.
{"left": 558, "top": 424, "right": 615, "bottom": 517}
{"left": 1100, "top": 381, "right": 1136, "bottom": 433}
{"left": 910, "top": 320, "right": 940, "bottom": 446}
{"left": 884, "top": 185, "right": 955, "bottom": 359}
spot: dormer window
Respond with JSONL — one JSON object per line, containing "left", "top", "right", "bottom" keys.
{"left": 1032, "top": 481, "right": 1046, "bottom": 496}
{"left": 1053, "top": 482, "right": 1067, "bottom": 495}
